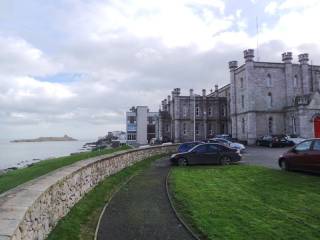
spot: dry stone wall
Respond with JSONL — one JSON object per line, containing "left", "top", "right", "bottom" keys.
{"left": 0, "top": 145, "right": 178, "bottom": 240}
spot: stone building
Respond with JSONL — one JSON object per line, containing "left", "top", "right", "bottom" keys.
{"left": 159, "top": 87, "right": 229, "bottom": 143}
{"left": 230, "top": 49, "right": 320, "bottom": 144}
{"left": 126, "top": 106, "right": 159, "bottom": 145}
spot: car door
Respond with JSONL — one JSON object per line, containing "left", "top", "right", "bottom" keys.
{"left": 288, "top": 140, "right": 313, "bottom": 170}
{"left": 188, "top": 145, "right": 207, "bottom": 164}
{"left": 202, "top": 144, "right": 220, "bottom": 164}
{"left": 306, "top": 140, "right": 320, "bottom": 172}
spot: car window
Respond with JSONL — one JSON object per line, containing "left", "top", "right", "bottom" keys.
{"left": 207, "top": 145, "right": 219, "bottom": 153}
{"left": 295, "top": 140, "right": 312, "bottom": 152}
{"left": 193, "top": 145, "right": 207, "bottom": 153}
{"left": 313, "top": 141, "right": 320, "bottom": 151}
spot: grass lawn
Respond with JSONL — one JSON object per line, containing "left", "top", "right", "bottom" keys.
{"left": 47, "top": 154, "right": 165, "bottom": 240}
{"left": 169, "top": 165, "right": 320, "bottom": 240}
{"left": 0, "top": 145, "right": 131, "bottom": 195}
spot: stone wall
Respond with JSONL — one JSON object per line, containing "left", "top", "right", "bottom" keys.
{"left": 0, "top": 145, "right": 178, "bottom": 240}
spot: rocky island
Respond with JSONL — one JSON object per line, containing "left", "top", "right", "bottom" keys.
{"left": 11, "top": 135, "right": 77, "bottom": 143}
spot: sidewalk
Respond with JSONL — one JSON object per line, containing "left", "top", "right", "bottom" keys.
{"left": 97, "top": 157, "right": 194, "bottom": 240}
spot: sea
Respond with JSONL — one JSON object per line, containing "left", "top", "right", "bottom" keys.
{"left": 0, "top": 139, "right": 94, "bottom": 170}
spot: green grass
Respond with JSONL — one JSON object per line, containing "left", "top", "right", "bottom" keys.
{"left": 0, "top": 145, "right": 131, "bottom": 195}
{"left": 47, "top": 154, "right": 165, "bottom": 240}
{"left": 170, "top": 165, "right": 320, "bottom": 240}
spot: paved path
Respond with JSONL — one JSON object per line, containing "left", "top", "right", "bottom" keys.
{"left": 97, "top": 157, "right": 194, "bottom": 240}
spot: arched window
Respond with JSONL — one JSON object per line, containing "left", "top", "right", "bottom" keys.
{"left": 241, "top": 95, "right": 245, "bottom": 109}
{"left": 195, "top": 123, "right": 200, "bottom": 135}
{"left": 240, "top": 78, "right": 244, "bottom": 88}
{"left": 267, "top": 92, "right": 273, "bottom": 108}
{"left": 268, "top": 117, "right": 273, "bottom": 135}
{"left": 293, "top": 75, "right": 298, "bottom": 88}
{"left": 208, "top": 107, "right": 212, "bottom": 116}
{"left": 242, "top": 118, "right": 245, "bottom": 134}
{"left": 267, "top": 74, "right": 272, "bottom": 87}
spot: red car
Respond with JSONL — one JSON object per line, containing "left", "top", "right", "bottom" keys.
{"left": 278, "top": 139, "right": 320, "bottom": 173}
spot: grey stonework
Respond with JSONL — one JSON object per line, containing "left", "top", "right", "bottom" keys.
{"left": 230, "top": 49, "right": 320, "bottom": 144}
{"left": 159, "top": 88, "right": 230, "bottom": 143}
{"left": 0, "top": 145, "right": 178, "bottom": 240}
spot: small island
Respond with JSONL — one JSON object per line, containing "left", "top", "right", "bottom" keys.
{"left": 11, "top": 135, "right": 78, "bottom": 143}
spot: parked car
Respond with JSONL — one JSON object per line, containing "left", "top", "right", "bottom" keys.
{"left": 208, "top": 138, "right": 246, "bottom": 152}
{"left": 170, "top": 143, "right": 242, "bottom": 166}
{"left": 256, "top": 135, "right": 289, "bottom": 147}
{"left": 278, "top": 139, "right": 320, "bottom": 173}
{"left": 177, "top": 141, "right": 203, "bottom": 153}
{"left": 284, "top": 134, "right": 306, "bottom": 146}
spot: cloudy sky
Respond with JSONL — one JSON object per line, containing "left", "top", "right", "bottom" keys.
{"left": 1, "top": 0, "right": 320, "bottom": 140}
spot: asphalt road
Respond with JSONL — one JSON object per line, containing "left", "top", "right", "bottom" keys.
{"left": 242, "top": 146, "right": 291, "bottom": 169}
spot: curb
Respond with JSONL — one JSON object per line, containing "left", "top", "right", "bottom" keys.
{"left": 94, "top": 174, "right": 137, "bottom": 240}
{"left": 165, "top": 169, "right": 202, "bottom": 240}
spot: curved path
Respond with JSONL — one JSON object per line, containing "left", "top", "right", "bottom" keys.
{"left": 97, "top": 157, "right": 194, "bottom": 240}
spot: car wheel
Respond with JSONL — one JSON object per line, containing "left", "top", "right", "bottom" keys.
{"left": 220, "top": 156, "right": 231, "bottom": 165}
{"left": 280, "top": 160, "right": 289, "bottom": 171}
{"left": 269, "top": 142, "right": 273, "bottom": 148}
{"left": 178, "top": 158, "right": 188, "bottom": 166}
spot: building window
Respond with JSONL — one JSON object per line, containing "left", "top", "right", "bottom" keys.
{"left": 241, "top": 95, "right": 244, "bottom": 109}
{"left": 183, "top": 105, "right": 187, "bottom": 117}
{"left": 183, "top": 123, "right": 187, "bottom": 135}
{"left": 195, "top": 123, "right": 200, "bottom": 135}
{"left": 208, "top": 107, "right": 212, "bottom": 116}
{"left": 127, "top": 133, "right": 136, "bottom": 141}
{"left": 242, "top": 118, "right": 245, "bottom": 134}
{"left": 148, "top": 116, "right": 154, "bottom": 124}
{"left": 208, "top": 123, "right": 213, "bottom": 136}
{"left": 293, "top": 75, "right": 298, "bottom": 88}
{"left": 222, "top": 105, "right": 226, "bottom": 116}
{"left": 292, "top": 116, "right": 296, "bottom": 134}
{"left": 267, "top": 74, "right": 272, "bottom": 87}
{"left": 128, "top": 116, "right": 136, "bottom": 124}
{"left": 268, "top": 117, "right": 273, "bottom": 135}
{"left": 267, "top": 92, "right": 273, "bottom": 108}
{"left": 166, "top": 124, "right": 169, "bottom": 133}
{"left": 195, "top": 104, "right": 200, "bottom": 116}
{"left": 240, "top": 77, "right": 244, "bottom": 88}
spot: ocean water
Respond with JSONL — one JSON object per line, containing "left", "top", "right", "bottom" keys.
{"left": 0, "top": 139, "right": 94, "bottom": 170}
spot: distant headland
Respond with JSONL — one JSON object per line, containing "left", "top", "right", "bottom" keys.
{"left": 11, "top": 135, "right": 78, "bottom": 143}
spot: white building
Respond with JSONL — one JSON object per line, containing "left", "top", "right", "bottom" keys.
{"left": 126, "top": 106, "right": 159, "bottom": 145}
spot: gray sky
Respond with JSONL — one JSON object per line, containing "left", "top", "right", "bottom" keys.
{"left": 1, "top": 0, "right": 320, "bottom": 139}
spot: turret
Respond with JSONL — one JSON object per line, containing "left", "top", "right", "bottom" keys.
{"left": 189, "top": 89, "right": 194, "bottom": 96}
{"left": 298, "top": 53, "right": 310, "bottom": 94}
{"left": 282, "top": 52, "right": 293, "bottom": 64}
{"left": 298, "top": 53, "right": 309, "bottom": 65}
{"left": 229, "top": 61, "right": 238, "bottom": 71}
{"left": 244, "top": 49, "right": 254, "bottom": 62}
{"left": 202, "top": 89, "right": 206, "bottom": 97}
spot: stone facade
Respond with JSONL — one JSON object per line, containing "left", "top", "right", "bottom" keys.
{"left": 159, "top": 88, "right": 230, "bottom": 143}
{"left": 230, "top": 49, "right": 320, "bottom": 144}
{"left": 0, "top": 145, "right": 177, "bottom": 240}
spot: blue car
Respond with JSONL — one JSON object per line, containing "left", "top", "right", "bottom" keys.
{"left": 178, "top": 141, "right": 203, "bottom": 153}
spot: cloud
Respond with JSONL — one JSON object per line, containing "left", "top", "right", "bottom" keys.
{"left": 265, "top": 1, "right": 278, "bottom": 15}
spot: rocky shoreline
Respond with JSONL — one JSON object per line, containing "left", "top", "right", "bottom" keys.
{"left": 11, "top": 134, "right": 77, "bottom": 143}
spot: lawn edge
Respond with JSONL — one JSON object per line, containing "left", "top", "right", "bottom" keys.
{"left": 166, "top": 168, "right": 201, "bottom": 240}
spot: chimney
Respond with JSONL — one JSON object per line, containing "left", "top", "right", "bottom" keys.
{"left": 167, "top": 95, "right": 171, "bottom": 102}
{"left": 190, "top": 89, "right": 194, "bottom": 96}
{"left": 229, "top": 61, "right": 238, "bottom": 71}
{"left": 215, "top": 85, "right": 219, "bottom": 92}
{"left": 298, "top": 53, "right": 309, "bottom": 65}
